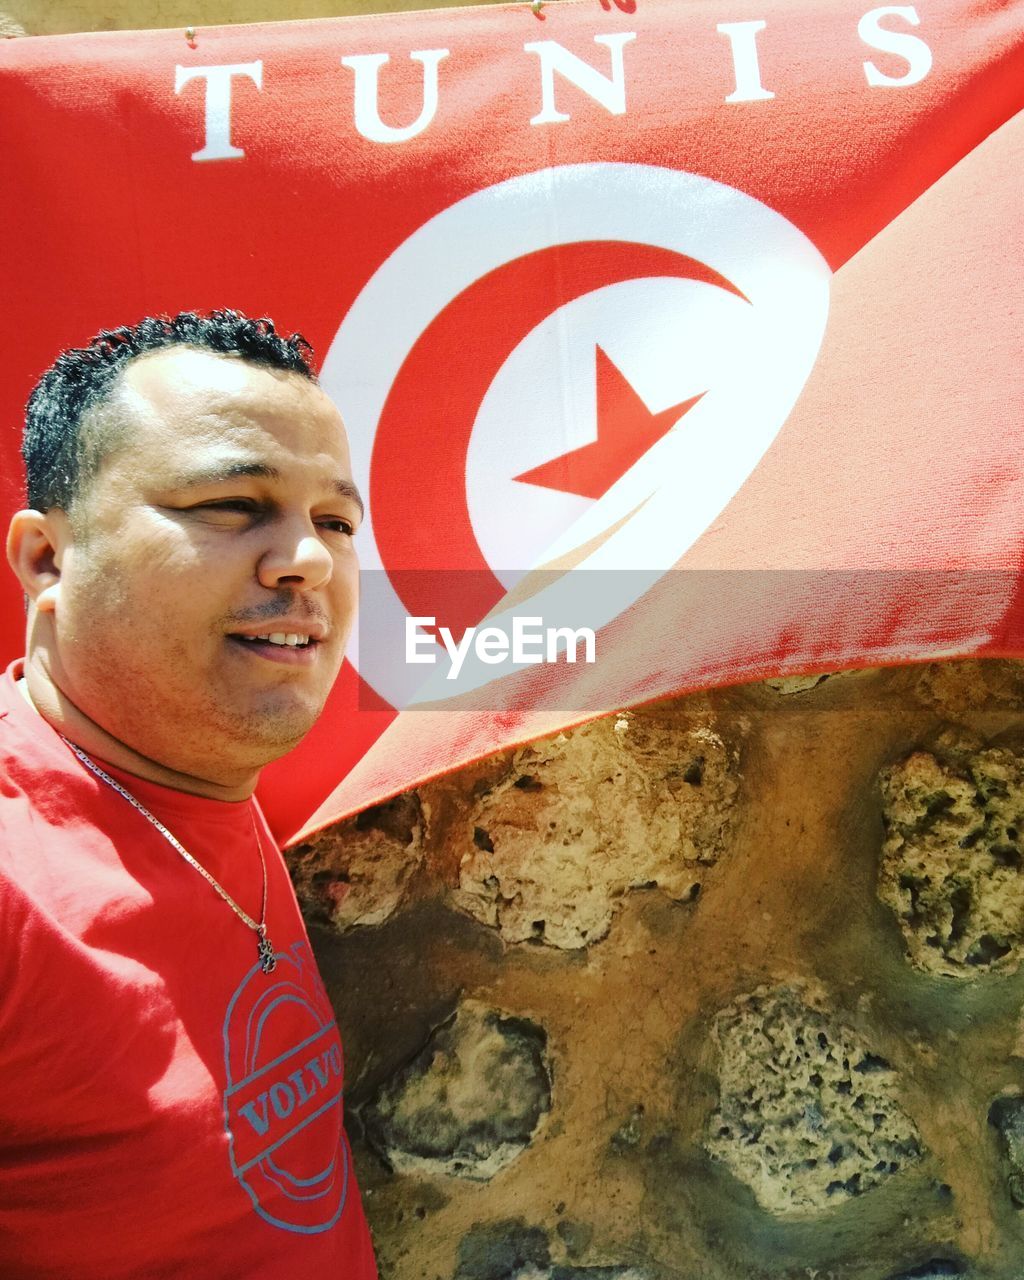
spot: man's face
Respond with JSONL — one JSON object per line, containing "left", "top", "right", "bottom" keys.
{"left": 47, "top": 346, "right": 361, "bottom": 781}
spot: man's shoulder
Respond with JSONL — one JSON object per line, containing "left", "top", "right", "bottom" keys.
{"left": 0, "top": 689, "right": 83, "bottom": 875}
{"left": 0, "top": 667, "right": 76, "bottom": 786}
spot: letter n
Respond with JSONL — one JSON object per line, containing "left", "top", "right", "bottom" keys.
{"left": 523, "top": 33, "right": 636, "bottom": 125}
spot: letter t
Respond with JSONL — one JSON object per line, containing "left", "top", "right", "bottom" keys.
{"left": 175, "top": 61, "right": 263, "bottom": 161}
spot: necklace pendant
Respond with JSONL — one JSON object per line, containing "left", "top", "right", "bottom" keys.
{"left": 257, "top": 926, "right": 277, "bottom": 975}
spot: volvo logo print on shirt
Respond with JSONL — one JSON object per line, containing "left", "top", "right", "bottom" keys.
{"left": 223, "top": 943, "right": 350, "bottom": 1234}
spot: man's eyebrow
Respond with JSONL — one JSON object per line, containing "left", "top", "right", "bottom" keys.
{"left": 171, "top": 462, "right": 280, "bottom": 487}
{"left": 169, "top": 464, "right": 365, "bottom": 517}
{"left": 333, "top": 479, "right": 365, "bottom": 518}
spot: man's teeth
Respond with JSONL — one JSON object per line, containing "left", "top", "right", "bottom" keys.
{"left": 241, "top": 633, "right": 310, "bottom": 647}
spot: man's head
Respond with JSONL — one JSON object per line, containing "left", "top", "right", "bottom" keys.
{"left": 23, "top": 310, "right": 318, "bottom": 517}
{"left": 8, "top": 311, "right": 362, "bottom": 794}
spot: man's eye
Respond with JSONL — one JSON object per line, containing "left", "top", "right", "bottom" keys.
{"left": 197, "top": 499, "right": 258, "bottom": 514}
{"left": 319, "top": 517, "right": 356, "bottom": 536}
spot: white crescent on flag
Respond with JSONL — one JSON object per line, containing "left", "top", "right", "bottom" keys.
{"left": 323, "top": 163, "right": 830, "bottom": 707}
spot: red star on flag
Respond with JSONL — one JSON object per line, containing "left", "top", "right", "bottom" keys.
{"left": 514, "top": 346, "right": 705, "bottom": 500}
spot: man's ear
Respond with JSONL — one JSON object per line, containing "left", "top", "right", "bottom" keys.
{"left": 6, "top": 509, "right": 72, "bottom": 613}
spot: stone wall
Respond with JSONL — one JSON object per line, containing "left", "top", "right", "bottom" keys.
{"left": 290, "top": 661, "right": 1024, "bottom": 1280}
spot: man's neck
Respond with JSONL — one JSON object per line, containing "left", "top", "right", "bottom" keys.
{"left": 19, "top": 663, "right": 258, "bottom": 803}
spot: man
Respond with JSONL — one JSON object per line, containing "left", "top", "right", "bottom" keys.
{"left": 0, "top": 311, "right": 377, "bottom": 1277}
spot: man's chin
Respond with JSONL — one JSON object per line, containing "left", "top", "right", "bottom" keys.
{"left": 232, "top": 694, "right": 327, "bottom": 761}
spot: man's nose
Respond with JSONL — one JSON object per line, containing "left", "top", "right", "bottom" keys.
{"left": 256, "top": 518, "right": 334, "bottom": 590}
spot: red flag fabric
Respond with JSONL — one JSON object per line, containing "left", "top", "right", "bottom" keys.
{"left": 1, "top": 0, "right": 1021, "bottom": 843}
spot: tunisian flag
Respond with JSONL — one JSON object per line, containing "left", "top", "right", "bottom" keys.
{"left": 0, "top": 0, "right": 1021, "bottom": 842}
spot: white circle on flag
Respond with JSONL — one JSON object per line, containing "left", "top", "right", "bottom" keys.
{"left": 321, "top": 163, "right": 830, "bottom": 708}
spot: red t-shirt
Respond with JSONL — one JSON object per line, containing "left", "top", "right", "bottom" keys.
{"left": 0, "top": 662, "right": 377, "bottom": 1279}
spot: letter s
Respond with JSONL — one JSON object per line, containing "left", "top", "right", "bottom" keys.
{"left": 859, "top": 6, "right": 932, "bottom": 87}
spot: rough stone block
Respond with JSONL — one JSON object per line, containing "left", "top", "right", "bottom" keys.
{"left": 763, "top": 673, "right": 832, "bottom": 694}
{"left": 455, "top": 1221, "right": 551, "bottom": 1280}
{"left": 878, "top": 748, "right": 1024, "bottom": 977}
{"left": 452, "top": 710, "right": 736, "bottom": 948}
{"left": 988, "top": 1094, "right": 1024, "bottom": 1207}
{"left": 365, "top": 999, "right": 551, "bottom": 1180}
{"left": 915, "top": 659, "right": 1024, "bottom": 719}
{"left": 885, "top": 1262, "right": 966, "bottom": 1279}
{"left": 554, "top": 1219, "right": 594, "bottom": 1259}
{"left": 705, "top": 987, "right": 923, "bottom": 1216}
{"left": 762, "top": 668, "right": 879, "bottom": 695}
{"left": 455, "top": 1221, "right": 650, "bottom": 1280}
{"left": 287, "top": 792, "right": 423, "bottom": 930}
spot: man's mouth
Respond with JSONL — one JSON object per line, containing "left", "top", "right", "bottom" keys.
{"left": 227, "top": 628, "right": 325, "bottom": 664}
{"left": 235, "top": 632, "right": 314, "bottom": 649}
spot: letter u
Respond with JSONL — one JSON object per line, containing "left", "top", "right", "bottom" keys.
{"left": 341, "top": 49, "right": 450, "bottom": 143}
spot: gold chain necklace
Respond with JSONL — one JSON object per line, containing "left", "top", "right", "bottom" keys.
{"left": 61, "top": 737, "right": 278, "bottom": 975}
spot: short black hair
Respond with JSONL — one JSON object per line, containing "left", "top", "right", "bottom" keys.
{"left": 23, "top": 309, "right": 317, "bottom": 512}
